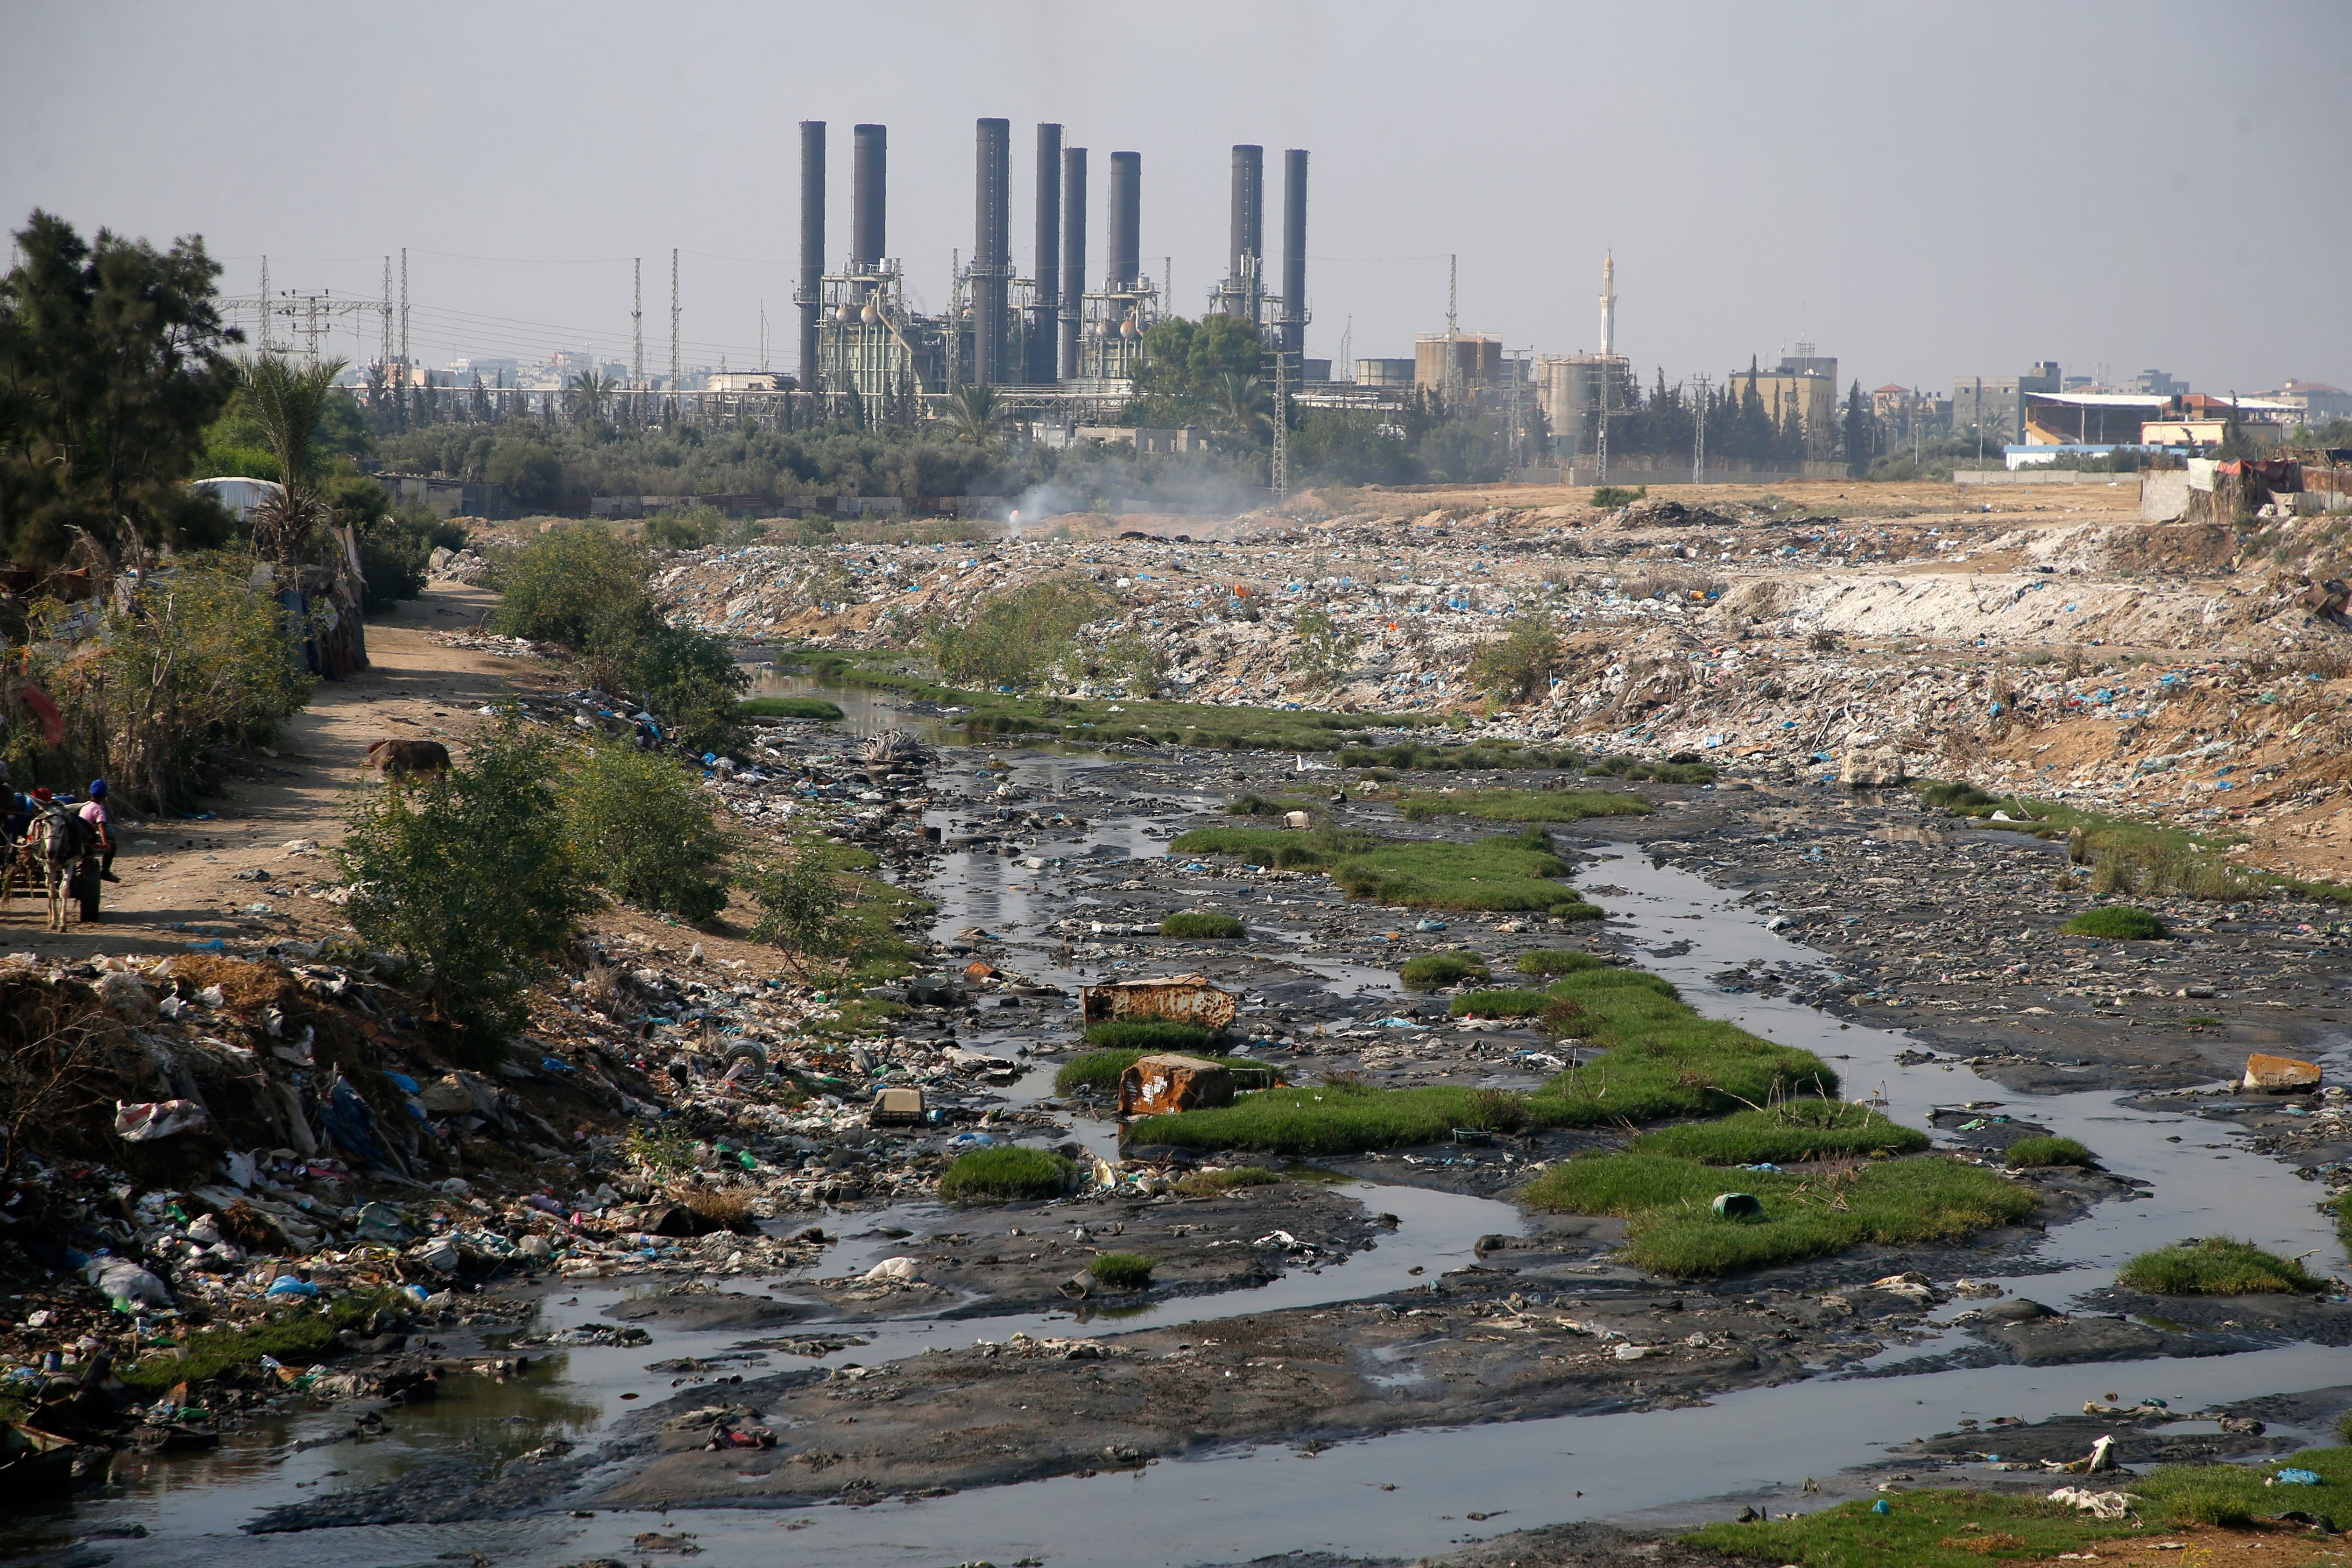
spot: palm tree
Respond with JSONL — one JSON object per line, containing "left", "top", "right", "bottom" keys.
{"left": 567, "top": 368, "right": 612, "bottom": 424}
{"left": 240, "top": 353, "right": 346, "bottom": 565}
{"left": 946, "top": 383, "right": 1001, "bottom": 448}
{"left": 1210, "top": 372, "right": 1270, "bottom": 437}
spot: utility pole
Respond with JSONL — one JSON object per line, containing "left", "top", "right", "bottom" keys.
{"left": 397, "top": 248, "right": 408, "bottom": 372}
{"left": 669, "top": 248, "right": 681, "bottom": 391}
{"left": 631, "top": 258, "right": 643, "bottom": 385}
{"left": 380, "top": 256, "right": 392, "bottom": 372}
{"left": 1338, "top": 315, "right": 1352, "bottom": 381}
{"left": 258, "top": 256, "right": 271, "bottom": 352}
{"left": 1692, "top": 372, "right": 1709, "bottom": 483}
{"left": 1271, "top": 338, "right": 1290, "bottom": 504}
{"left": 1446, "top": 254, "right": 1456, "bottom": 335}
{"left": 759, "top": 300, "right": 768, "bottom": 372}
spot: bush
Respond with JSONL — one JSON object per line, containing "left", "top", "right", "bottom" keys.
{"left": 355, "top": 507, "right": 462, "bottom": 613}
{"left": 1518, "top": 949, "right": 1603, "bottom": 978}
{"left": 1088, "top": 1252, "right": 1154, "bottom": 1290}
{"left": 1399, "top": 951, "right": 1490, "bottom": 991}
{"left": 590, "top": 607, "right": 749, "bottom": 757}
{"left": 740, "top": 840, "right": 888, "bottom": 977}
{"left": 1589, "top": 485, "right": 1646, "bottom": 509}
{"left": 1449, "top": 987, "right": 1551, "bottom": 1018}
{"left": 939, "top": 1145, "right": 1074, "bottom": 1203}
{"left": 1161, "top": 911, "right": 1246, "bottom": 939}
{"left": 2116, "top": 1236, "right": 2324, "bottom": 1295}
{"left": 1464, "top": 1087, "right": 1528, "bottom": 1134}
{"left": 1468, "top": 613, "right": 1562, "bottom": 702}
{"left": 928, "top": 577, "right": 1107, "bottom": 690}
{"left": 2062, "top": 905, "right": 2168, "bottom": 939}
{"left": 492, "top": 525, "right": 644, "bottom": 647}
{"left": 2005, "top": 1135, "right": 2098, "bottom": 1169}
{"left": 563, "top": 746, "right": 730, "bottom": 920}
{"left": 339, "top": 717, "right": 596, "bottom": 1058}
{"left": 1079, "top": 1019, "right": 1230, "bottom": 1053}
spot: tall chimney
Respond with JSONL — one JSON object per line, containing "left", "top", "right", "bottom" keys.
{"left": 1059, "top": 146, "right": 1087, "bottom": 380}
{"left": 852, "top": 124, "right": 886, "bottom": 270}
{"left": 973, "top": 118, "right": 1010, "bottom": 384}
{"left": 1108, "top": 150, "right": 1140, "bottom": 289}
{"left": 1280, "top": 148, "right": 1307, "bottom": 360}
{"left": 798, "top": 121, "right": 824, "bottom": 391}
{"left": 1227, "top": 145, "right": 1263, "bottom": 319}
{"left": 1032, "top": 123, "right": 1062, "bottom": 384}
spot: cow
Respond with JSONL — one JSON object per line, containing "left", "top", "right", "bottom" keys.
{"left": 366, "top": 739, "right": 452, "bottom": 781}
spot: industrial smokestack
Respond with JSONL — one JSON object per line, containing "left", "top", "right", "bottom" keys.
{"left": 1280, "top": 148, "right": 1307, "bottom": 360}
{"left": 852, "top": 123, "right": 886, "bottom": 269}
{"left": 1059, "top": 146, "right": 1086, "bottom": 380}
{"left": 1227, "top": 144, "right": 1262, "bottom": 319}
{"left": 1032, "top": 123, "right": 1061, "bottom": 384}
{"left": 1108, "top": 150, "right": 1140, "bottom": 289}
{"left": 973, "top": 118, "right": 1010, "bottom": 384}
{"left": 798, "top": 121, "right": 824, "bottom": 390}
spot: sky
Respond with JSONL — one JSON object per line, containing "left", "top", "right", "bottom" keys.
{"left": 7, "top": 0, "right": 2350, "bottom": 398}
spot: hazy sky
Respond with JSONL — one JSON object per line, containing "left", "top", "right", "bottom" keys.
{"left": 8, "top": 1, "right": 2349, "bottom": 397}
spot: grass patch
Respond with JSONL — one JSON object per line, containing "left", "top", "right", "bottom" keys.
{"left": 1161, "top": 911, "right": 1247, "bottom": 939}
{"left": 1399, "top": 951, "right": 1491, "bottom": 991}
{"left": 1631, "top": 1101, "right": 1929, "bottom": 1165}
{"left": 1053, "top": 1047, "right": 1266, "bottom": 1096}
{"left": 1584, "top": 755, "right": 1716, "bottom": 785}
{"left": 1334, "top": 826, "right": 1596, "bottom": 913}
{"left": 1174, "top": 1165, "right": 1279, "bottom": 1197}
{"left": 1687, "top": 1448, "right": 2352, "bottom": 1565}
{"left": 938, "top": 1146, "right": 1074, "bottom": 1203}
{"left": 1449, "top": 987, "right": 1551, "bottom": 1018}
{"left": 2005, "top": 1135, "right": 2098, "bottom": 1169}
{"left": 1168, "top": 824, "right": 1383, "bottom": 869}
{"left": 1398, "top": 788, "right": 1653, "bottom": 824}
{"left": 1524, "top": 1152, "right": 2034, "bottom": 1277}
{"left": 737, "top": 695, "right": 845, "bottom": 721}
{"left": 2062, "top": 905, "right": 2168, "bottom": 939}
{"left": 122, "top": 1290, "right": 407, "bottom": 1393}
{"left": 1079, "top": 1019, "right": 1231, "bottom": 1053}
{"left": 2116, "top": 1236, "right": 2325, "bottom": 1295}
{"left": 1088, "top": 1252, "right": 1154, "bottom": 1290}
{"left": 1336, "top": 740, "right": 1590, "bottom": 772}
{"left": 1149, "top": 966, "right": 1838, "bottom": 1156}
{"left": 1518, "top": 949, "right": 1605, "bottom": 978}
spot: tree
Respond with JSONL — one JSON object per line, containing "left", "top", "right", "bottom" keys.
{"left": 563, "top": 745, "right": 730, "bottom": 920}
{"left": 566, "top": 368, "right": 612, "bottom": 424}
{"left": 1208, "top": 372, "right": 1269, "bottom": 438}
{"left": 240, "top": 353, "right": 348, "bottom": 563}
{"left": 946, "top": 383, "right": 1001, "bottom": 448}
{"left": 0, "top": 210, "right": 241, "bottom": 567}
{"left": 487, "top": 436, "right": 562, "bottom": 509}
{"left": 1843, "top": 380, "right": 1873, "bottom": 478}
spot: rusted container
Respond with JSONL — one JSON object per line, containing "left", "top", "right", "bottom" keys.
{"left": 1116, "top": 1053, "right": 1236, "bottom": 1116}
{"left": 1080, "top": 973, "right": 1238, "bottom": 1030}
{"left": 2242, "top": 1053, "right": 2321, "bottom": 1092}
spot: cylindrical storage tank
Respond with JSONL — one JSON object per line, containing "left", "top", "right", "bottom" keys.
{"left": 1059, "top": 146, "right": 1087, "bottom": 380}
{"left": 1281, "top": 148, "right": 1308, "bottom": 359}
{"left": 1032, "top": 123, "right": 1062, "bottom": 384}
{"left": 798, "top": 120, "right": 824, "bottom": 390}
{"left": 852, "top": 124, "right": 887, "bottom": 268}
{"left": 1108, "top": 151, "right": 1140, "bottom": 289}
{"left": 973, "top": 117, "right": 1010, "bottom": 384}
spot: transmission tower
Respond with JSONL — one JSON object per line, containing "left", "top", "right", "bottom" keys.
{"left": 398, "top": 248, "right": 408, "bottom": 371}
{"left": 631, "top": 258, "right": 643, "bottom": 384}
{"left": 669, "top": 249, "right": 681, "bottom": 390}
{"left": 1271, "top": 338, "right": 1290, "bottom": 504}
{"left": 380, "top": 257, "right": 392, "bottom": 369}
{"left": 1691, "top": 372, "right": 1709, "bottom": 483}
{"left": 258, "top": 257, "right": 271, "bottom": 352}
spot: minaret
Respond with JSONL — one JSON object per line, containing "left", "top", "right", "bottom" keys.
{"left": 1600, "top": 250, "right": 1616, "bottom": 359}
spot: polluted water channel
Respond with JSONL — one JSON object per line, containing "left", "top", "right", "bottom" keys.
{"left": 65, "top": 839, "right": 2352, "bottom": 1568}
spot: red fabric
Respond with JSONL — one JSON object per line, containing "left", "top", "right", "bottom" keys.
{"left": 21, "top": 685, "right": 60, "bottom": 748}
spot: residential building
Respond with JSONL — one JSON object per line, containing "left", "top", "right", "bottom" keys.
{"left": 1952, "top": 362, "right": 2061, "bottom": 444}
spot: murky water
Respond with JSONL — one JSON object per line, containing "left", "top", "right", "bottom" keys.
{"left": 28, "top": 833, "right": 2350, "bottom": 1567}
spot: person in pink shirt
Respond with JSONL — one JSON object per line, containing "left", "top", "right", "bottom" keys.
{"left": 76, "top": 779, "right": 118, "bottom": 883}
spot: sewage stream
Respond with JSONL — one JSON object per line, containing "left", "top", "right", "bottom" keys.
{"left": 39, "top": 836, "right": 2352, "bottom": 1568}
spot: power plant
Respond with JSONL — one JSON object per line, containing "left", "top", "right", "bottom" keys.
{"left": 794, "top": 120, "right": 1310, "bottom": 422}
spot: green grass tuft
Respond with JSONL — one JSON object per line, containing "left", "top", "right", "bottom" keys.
{"left": 2116, "top": 1236, "right": 2324, "bottom": 1295}
{"left": 1632, "top": 1101, "right": 1929, "bottom": 1165}
{"left": 1160, "top": 910, "right": 1247, "bottom": 939}
{"left": 1053, "top": 1047, "right": 1264, "bottom": 1095}
{"left": 1449, "top": 987, "right": 1552, "bottom": 1018}
{"left": 1088, "top": 1252, "right": 1155, "bottom": 1289}
{"left": 939, "top": 1146, "right": 1074, "bottom": 1202}
{"left": 1077, "top": 1019, "right": 1231, "bottom": 1053}
{"left": 1168, "top": 824, "right": 1383, "bottom": 869}
{"left": 1525, "top": 1151, "right": 2034, "bottom": 1277}
{"left": 1333, "top": 827, "right": 1595, "bottom": 913}
{"left": 1398, "top": 788, "right": 1653, "bottom": 824}
{"left": 120, "top": 1290, "right": 409, "bottom": 1393}
{"left": 2005, "top": 1135, "right": 2098, "bottom": 1169}
{"left": 1517, "top": 949, "right": 1605, "bottom": 977}
{"left": 737, "top": 695, "right": 846, "bottom": 721}
{"left": 1399, "top": 951, "right": 1491, "bottom": 991}
{"left": 2062, "top": 905, "right": 2168, "bottom": 939}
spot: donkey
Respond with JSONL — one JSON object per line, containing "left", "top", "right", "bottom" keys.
{"left": 27, "top": 805, "right": 90, "bottom": 932}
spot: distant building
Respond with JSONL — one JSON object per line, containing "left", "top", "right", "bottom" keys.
{"left": 1540, "top": 354, "right": 1636, "bottom": 463}
{"left": 1729, "top": 347, "right": 1841, "bottom": 456}
{"left": 1872, "top": 383, "right": 1949, "bottom": 434}
{"left": 1952, "top": 362, "right": 2061, "bottom": 443}
{"left": 704, "top": 371, "right": 793, "bottom": 394}
{"left": 1355, "top": 358, "right": 1415, "bottom": 388}
{"left": 2023, "top": 392, "right": 2169, "bottom": 445}
{"left": 1414, "top": 333, "right": 1504, "bottom": 398}
{"left": 2123, "top": 368, "right": 2190, "bottom": 396}
{"left": 2266, "top": 380, "right": 2352, "bottom": 422}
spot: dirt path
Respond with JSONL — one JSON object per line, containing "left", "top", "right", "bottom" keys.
{"left": 2, "top": 583, "right": 553, "bottom": 959}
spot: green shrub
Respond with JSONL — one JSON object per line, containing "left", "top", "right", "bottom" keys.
{"left": 563, "top": 746, "right": 730, "bottom": 921}
{"left": 1589, "top": 485, "right": 1646, "bottom": 509}
{"left": 1449, "top": 987, "right": 1551, "bottom": 1018}
{"left": 2117, "top": 1236, "right": 2324, "bottom": 1295}
{"left": 739, "top": 837, "right": 913, "bottom": 980}
{"left": 356, "top": 507, "right": 464, "bottom": 613}
{"left": 492, "top": 525, "right": 644, "bottom": 647}
{"left": 1399, "top": 951, "right": 1490, "bottom": 991}
{"left": 1161, "top": 911, "right": 1246, "bottom": 939}
{"left": 2005, "top": 1135, "right": 2098, "bottom": 1169}
{"left": 1463, "top": 1087, "right": 1528, "bottom": 1134}
{"left": 1468, "top": 613, "right": 1563, "bottom": 702}
{"left": 738, "top": 696, "right": 844, "bottom": 721}
{"left": 1088, "top": 1252, "right": 1154, "bottom": 1290}
{"left": 928, "top": 576, "right": 1107, "bottom": 690}
{"left": 1631, "top": 1101, "right": 1929, "bottom": 1165}
{"left": 1913, "top": 778, "right": 2006, "bottom": 812}
{"left": 1399, "top": 788, "right": 1651, "bottom": 824}
{"left": 939, "top": 1145, "right": 1074, "bottom": 1202}
{"left": 1174, "top": 1165, "right": 1278, "bottom": 1197}
{"left": 1054, "top": 1046, "right": 1258, "bottom": 1095}
{"left": 340, "top": 716, "right": 596, "bottom": 1058}
{"left": 1079, "top": 1019, "right": 1230, "bottom": 1053}
{"left": 2062, "top": 905, "right": 2168, "bottom": 939}
{"left": 1518, "top": 949, "right": 1603, "bottom": 978}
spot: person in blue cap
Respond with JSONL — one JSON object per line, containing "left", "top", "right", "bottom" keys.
{"left": 76, "top": 780, "right": 118, "bottom": 882}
